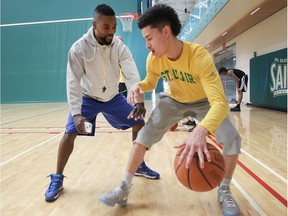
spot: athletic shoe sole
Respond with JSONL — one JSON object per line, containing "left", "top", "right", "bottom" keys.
{"left": 98, "top": 196, "right": 128, "bottom": 207}
{"left": 135, "top": 172, "right": 160, "bottom": 179}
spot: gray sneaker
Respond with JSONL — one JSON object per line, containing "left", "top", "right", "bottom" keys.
{"left": 99, "top": 181, "right": 130, "bottom": 207}
{"left": 218, "top": 185, "right": 240, "bottom": 216}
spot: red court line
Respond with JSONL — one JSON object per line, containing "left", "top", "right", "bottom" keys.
{"left": 1, "top": 132, "right": 62, "bottom": 134}
{"left": 1, "top": 130, "right": 131, "bottom": 134}
{"left": 207, "top": 135, "right": 287, "bottom": 207}
{"left": 1, "top": 127, "right": 64, "bottom": 129}
{"left": 1, "top": 125, "right": 111, "bottom": 129}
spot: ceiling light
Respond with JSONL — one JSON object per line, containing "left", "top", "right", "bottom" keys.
{"left": 250, "top": 7, "right": 260, "bottom": 16}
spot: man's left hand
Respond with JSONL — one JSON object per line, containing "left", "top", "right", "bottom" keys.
{"left": 128, "top": 102, "right": 146, "bottom": 120}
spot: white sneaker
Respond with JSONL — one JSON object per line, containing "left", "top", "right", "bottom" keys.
{"left": 99, "top": 181, "right": 130, "bottom": 207}
{"left": 218, "top": 185, "right": 240, "bottom": 216}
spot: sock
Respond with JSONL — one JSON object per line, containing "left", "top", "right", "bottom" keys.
{"left": 122, "top": 171, "right": 133, "bottom": 186}
{"left": 236, "top": 104, "right": 240, "bottom": 108}
{"left": 220, "top": 178, "right": 231, "bottom": 187}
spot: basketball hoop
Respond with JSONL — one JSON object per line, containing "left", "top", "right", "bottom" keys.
{"left": 118, "top": 13, "right": 138, "bottom": 32}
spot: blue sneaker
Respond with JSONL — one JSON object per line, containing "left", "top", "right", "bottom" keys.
{"left": 45, "top": 174, "right": 64, "bottom": 202}
{"left": 135, "top": 161, "right": 160, "bottom": 179}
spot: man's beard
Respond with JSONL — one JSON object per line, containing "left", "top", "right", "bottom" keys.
{"left": 98, "top": 36, "right": 113, "bottom": 45}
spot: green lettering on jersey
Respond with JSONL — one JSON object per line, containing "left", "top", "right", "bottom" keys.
{"left": 186, "top": 73, "right": 196, "bottom": 83}
{"left": 161, "top": 69, "right": 196, "bottom": 84}
{"left": 161, "top": 70, "right": 171, "bottom": 81}
{"left": 179, "top": 71, "right": 185, "bottom": 81}
{"left": 172, "top": 69, "right": 179, "bottom": 79}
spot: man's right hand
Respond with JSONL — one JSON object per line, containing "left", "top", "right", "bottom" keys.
{"left": 127, "top": 83, "right": 144, "bottom": 105}
{"left": 73, "top": 114, "right": 88, "bottom": 134}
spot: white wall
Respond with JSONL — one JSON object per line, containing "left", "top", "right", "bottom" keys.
{"left": 194, "top": 0, "right": 264, "bottom": 47}
{"left": 227, "top": 8, "right": 287, "bottom": 104}
{"left": 195, "top": 4, "right": 287, "bottom": 104}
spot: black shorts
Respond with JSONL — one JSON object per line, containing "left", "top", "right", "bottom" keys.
{"left": 118, "top": 82, "right": 127, "bottom": 97}
{"left": 238, "top": 74, "right": 248, "bottom": 92}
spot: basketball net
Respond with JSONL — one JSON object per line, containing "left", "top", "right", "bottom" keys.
{"left": 118, "top": 13, "right": 136, "bottom": 32}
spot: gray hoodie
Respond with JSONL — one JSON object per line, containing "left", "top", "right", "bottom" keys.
{"left": 66, "top": 27, "right": 141, "bottom": 116}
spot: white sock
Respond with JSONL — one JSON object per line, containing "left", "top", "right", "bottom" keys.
{"left": 122, "top": 171, "right": 133, "bottom": 186}
{"left": 220, "top": 178, "right": 231, "bottom": 186}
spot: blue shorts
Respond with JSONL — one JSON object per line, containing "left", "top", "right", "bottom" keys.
{"left": 66, "top": 94, "right": 144, "bottom": 136}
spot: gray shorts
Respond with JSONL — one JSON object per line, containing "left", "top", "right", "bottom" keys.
{"left": 135, "top": 94, "right": 241, "bottom": 155}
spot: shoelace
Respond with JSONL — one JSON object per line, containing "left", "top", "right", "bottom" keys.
{"left": 48, "top": 180, "right": 61, "bottom": 192}
{"left": 219, "top": 190, "right": 236, "bottom": 207}
{"left": 46, "top": 175, "right": 66, "bottom": 192}
{"left": 219, "top": 189, "right": 236, "bottom": 207}
{"left": 220, "top": 189, "right": 233, "bottom": 196}
{"left": 106, "top": 190, "right": 120, "bottom": 201}
{"left": 140, "top": 164, "right": 154, "bottom": 173}
{"left": 223, "top": 198, "right": 237, "bottom": 207}
{"left": 106, "top": 186, "right": 129, "bottom": 201}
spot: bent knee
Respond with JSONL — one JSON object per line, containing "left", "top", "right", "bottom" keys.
{"left": 223, "top": 133, "right": 242, "bottom": 155}
{"left": 63, "top": 133, "right": 77, "bottom": 143}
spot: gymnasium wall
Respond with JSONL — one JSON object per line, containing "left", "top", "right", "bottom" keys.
{"left": 231, "top": 8, "right": 287, "bottom": 105}
{"left": 250, "top": 48, "right": 287, "bottom": 111}
{"left": 1, "top": 0, "right": 154, "bottom": 103}
{"left": 207, "top": 7, "right": 287, "bottom": 105}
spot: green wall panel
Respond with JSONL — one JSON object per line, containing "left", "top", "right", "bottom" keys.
{"left": 250, "top": 48, "right": 287, "bottom": 111}
{"left": 1, "top": 0, "right": 135, "bottom": 24}
{"left": 1, "top": 0, "right": 157, "bottom": 103}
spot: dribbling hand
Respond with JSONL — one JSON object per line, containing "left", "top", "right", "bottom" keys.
{"left": 175, "top": 125, "right": 211, "bottom": 169}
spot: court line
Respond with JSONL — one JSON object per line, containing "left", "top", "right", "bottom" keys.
{"left": 207, "top": 133, "right": 287, "bottom": 184}
{"left": 237, "top": 160, "right": 287, "bottom": 207}
{"left": 232, "top": 179, "right": 267, "bottom": 216}
{"left": 0, "top": 16, "right": 122, "bottom": 27}
{"left": 1, "top": 125, "right": 114, "bottom": 129}
{"left": 1, "top": 132, "right": 62, "bottom": 134}
{"left": 0, "top": 131, "right": 132, "bottom": 134}
{"left": 0, "top": 18, "right": 93, "bottom": 27}
{"left": 0, "top": 132, "right": 64, "bottom": 167}
{"left": 2, "top": 119, "right": 286, "bottom": 209}
{"left": 241, "top": 148, "right": 287, "bottom": 184}
{"left": 1, "top": 106, "right": 68, "bottom": 125}
{"left": 180, "top": 120, "right": 287, "bottom": 184}
{"left": 208, "top": 135, "right": 287, "bottom": 208}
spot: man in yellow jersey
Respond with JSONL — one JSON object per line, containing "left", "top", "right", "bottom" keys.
{"left": 99, "top": 4, "right": 241, "bottom": 216}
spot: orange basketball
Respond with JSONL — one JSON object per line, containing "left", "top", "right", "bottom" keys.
{"left": 169, "top": 123, "right": 178, "bottom": 131}
{"left": 174, "top": 143, "right": 225, "bottom": 192}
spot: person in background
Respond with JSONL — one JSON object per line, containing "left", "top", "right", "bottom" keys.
{"left": 219, "top": 67, "right": 248, "bottom": 112}
{"left": 182, "top": 117, "right": 197, "bottom": 132}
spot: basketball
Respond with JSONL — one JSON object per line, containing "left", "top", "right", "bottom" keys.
{"left": 169, "top": 123, "right": 178, "bottom": 131}
{"left": 174, "top": 143, "right": 225, "bottom": 192}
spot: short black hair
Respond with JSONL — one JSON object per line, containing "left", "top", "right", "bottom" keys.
{"left": 219, "top": 67, "right": 228, "bottom": 73}
{"left": 137, "top": 4, "right": 182, "bottom": 36}
{"left": 93, "top": 4, "right": 115, "bottom": 19}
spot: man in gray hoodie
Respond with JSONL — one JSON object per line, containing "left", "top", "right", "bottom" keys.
{"left": 44, "top": 4, "right": 160, "bottom": 202}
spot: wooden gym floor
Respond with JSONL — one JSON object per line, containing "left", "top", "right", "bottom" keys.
{"left": 1, "top": 99, "right": 287, "bottom": 216}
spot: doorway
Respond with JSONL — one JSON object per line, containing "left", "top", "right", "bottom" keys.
{"left": 214, "top": 44, "right": 237, "bottom": 102}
